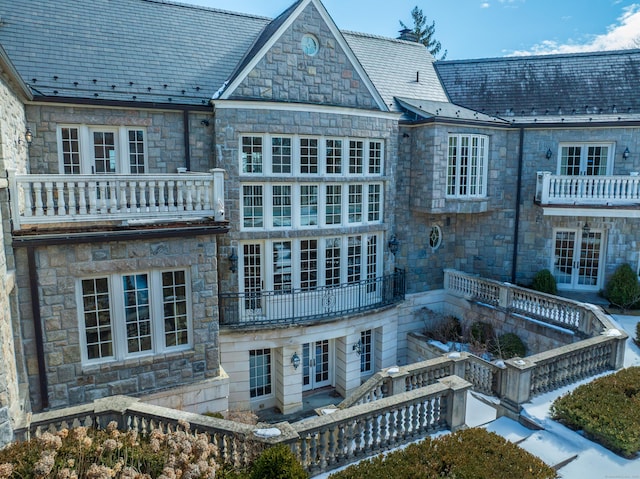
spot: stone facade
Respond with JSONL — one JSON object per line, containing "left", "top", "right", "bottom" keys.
{"left": 25, "top": 105, "right": 215, "bottom": 174}
{"left": 15, "top": 235, "right": 222, "bottom": 410}
{"left": 0, "top": 69, "right": 29, "bottom": 446}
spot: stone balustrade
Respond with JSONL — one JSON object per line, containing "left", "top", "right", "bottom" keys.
{"left": 536, "top": 171, "right": 640, "bottom": 205}
{"left": 13, "top": 377, "right": 471, "bottom": 475}
{"left": 7, "top": 169, "right": 226, "bottom": 230}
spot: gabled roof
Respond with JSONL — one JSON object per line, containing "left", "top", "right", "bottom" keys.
{"left": 435, "top": 49, "right": 640, "bottom": 122}
{"left": 345, "top": 33, "right": 449, "bottom": 112}
{"left": 0, "top": 0, "right": 453, "bottom": 112}
{"left": 218, "top": 0, "right": 388, "bottom": 111}
{"left": 0, "top": 0, "right": 270, "bottom": 105}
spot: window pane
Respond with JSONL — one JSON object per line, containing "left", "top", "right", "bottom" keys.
{"left": 586, "top": 145, "right": 608, "bottom": 175}
{"left": 325, "top": 238, "right": 341, "bottom": 287}
{"left": 300, "top": 185, "right": 318, "bottom": 226}
{"left": 325, "top": 185, "right": 342, "bottom": 225}
{"left": 242, "top": 136, "right": 263, "bottom": 174}
{"left": 82, "top": 278, "right": 113, "bottom": 360}
{"left": 560, "top": 146, "right": 581, "bottom": 176}
{"left": 348, "top": 236, "right": 362, "bottom": 283}
{"left": 300, "top": 138, "right": 318, "bottom": 174}
{"left": 326, "top": 139, "right": 342, "bottom": 174}
{"left": 348, "top": 184, "right": 362, "bottom": 223}
{"left": 367, "top": 184, "right": 381, "bottom": 222}
{"left": 243, "top": 185, "right": 263, "bottom": 228}
{"left": 349, "top": 140, "right": 363, "bottom": 174}
{"left": 123, "top": 274, "right": 152, "bottom": 354}
{"left": 243, "top": 244, "right": 262, "bottom": 310}
{"left": 128, "top": 129, "right": 145, "bottom": 174}
{"left": 368, "top": 141, "right": 382, "bottom": 175}
{"left": 93, "top": 131, "right": 117, "bottom": 173}
{"left": 272, "top": 185, "right": 292, "bottom": 227}
{"left": 61, "top": 127, "right": 81, "bottom": 174}
{"left": 301, "top": 240, "right": 318, "bottom": 291}
{"left": 360, "top": 330, "right": 373, "bottom": 373}
{"left": 250, "top": 349, "right": 272, "bottom": 398}
{"left": 367, "top": 235, "right": 378, "bottom": 293}
{"left": 162, "top": 270, "right": 189, "bottom": 348}
{"left": 273, "top": 241, "right": 292, "bottom": 293}
{"left": 272, "top": 137, "right": 292, "bottom": 174}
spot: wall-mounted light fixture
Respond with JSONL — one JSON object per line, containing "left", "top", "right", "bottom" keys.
{"left": 18, "top": 127, "right": 33, "bottom": 146}
{"left": 201, "top": 119, "right": 210, "bottom": 127}
{"left": 546, "top": 148, "right": 553, "bottom": 159}
{"left": 623, "top": 147, "right": 630, "bottom": 159}
{"left": 582, "top": 222, "right": 590, "bottom": 236}
{"left": 388, "top": 235, "right": 399, "bottom": 255}
{"left": 228, "top": 248, "right": 238, "bottom": 273}
{"left": 291, "top": 352, "right": 301, "bottom": 369}
{"left": 352, "top": 340, "right": 363, "bottom": 356}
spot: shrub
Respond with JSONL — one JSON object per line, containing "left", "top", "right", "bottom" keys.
{"left": 249, "top": 444, "right": 308, "bottom": 479}
{"left": 469, "top": 321, "right": 494, "bottom": 344}
{"left": 531, "top": 269, "right": 558, "bottom": 295}
{"left": 328, "top": 428, "right": 557, "bottom": 479}
{"left": 551, "top": 367, "right": 640, "bottom": 458}
{"left": 604, "top": 263, "right": 640, "bottom": 310}
{"left": 490, "top": 332, "right": 526, "bottom": 359}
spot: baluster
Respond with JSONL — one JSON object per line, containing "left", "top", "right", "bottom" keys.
{"left": 177, "top": 181, "right": 185, "bottom": 211}
{"left": 309, "top": 433, "right": 318, "bottom": 467}
{"left": 88, "top": 181, "right": 97, "bottom": 215}
{"left": 77, "top": 182, "right": 87, "bottom": 215}
{"left": 203, "top": 178, "right": 212, "bottom": 210}
{"left": 139, "top": 181, "right": 147, "bottom": 211}
{"left": 128, "top": 181, "right": 137, "bottom": 211}
{"left": 328, "top": 426, "right": 337, "bottom": 466}
{"left": 55, "top": 181, "right": 66, "bottom": 216}
{"left": 186, "top": 181, "right": 194, "bottom": 211}
{"left": 98, "top": 182, "right": 108, "bottom": 213}
{"left": 167, "top": 181, "right": 176, "bottom": 211}
{"left": 157, "top": 180, "right": 168, "bottom": 211}
{"left": 118, "top": 181, "right": 127, "bottom": 212}
{"left": 44, "top": 182, "right": 55, "bottom": 216}
{"left": 148, "top": 180, "right": 157, "bottom": 212}
{"left": 195, "top": 180, "right": 203, "bottom": 210}
{"left": 363, "top": 416, "right": 372, "bottom": 451}
{"left": 298, "top": 436, "right": 308, "bottom": 469}
{"left": 109, "top": 181, "right": 118, "bottom": 213}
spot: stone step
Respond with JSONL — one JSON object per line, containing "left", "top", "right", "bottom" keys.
{"left": 517, "top": 430, "right": 580, "bottom": 470}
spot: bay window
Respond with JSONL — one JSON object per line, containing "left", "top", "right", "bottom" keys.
{"left": 447, "top": 134, "right": 488, "bottom": 198}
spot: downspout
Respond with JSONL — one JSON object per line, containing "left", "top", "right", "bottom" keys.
{"left": 183, "top": 110, "right": 191, "bottom": 171}
{"left": 27, "top": 246, "right": 49, "bottom": 410}
{"left": 511, "top": 127, "right": 524, "bottom": 284}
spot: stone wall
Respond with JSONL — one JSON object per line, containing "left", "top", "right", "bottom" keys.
{"left": 395, "top": 123, "right": 519, "bottom": 293}
{"left": 24, "top": 105, "right": 214, "bottom": 174}
{"left": 0, "top": 71, "right": 29, "bottom": 445}
{"left": 15, "top": 235, "right": 222, "bottom": 411}
{"left": 516, "top": 126, "right": 640, "bottom": 287}
{"left": 230, "top": 2, "right": 379, "bottom": 109}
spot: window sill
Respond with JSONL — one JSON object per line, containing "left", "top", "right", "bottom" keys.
{"left": 413, "top": 197, "right": 489, "bottom": 214}
{"left": 81, "top": 348, "right": 195, "bottom": 373}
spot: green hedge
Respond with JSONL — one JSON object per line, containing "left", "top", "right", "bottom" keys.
{"left": 329, "top": 428, "right": 557, "bottom": 479}
{"left": 551, "top": 367, "right": 640, "bottom": 458}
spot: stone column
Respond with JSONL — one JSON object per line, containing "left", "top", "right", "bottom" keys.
{"left": 276, "top": 345, "right": 302, "bottom": 415}
{"left": 335, "top": 334, "right": 361, "bottom": 398}
{"left": 438, "top": 375, "right": 471, "bottom": 431}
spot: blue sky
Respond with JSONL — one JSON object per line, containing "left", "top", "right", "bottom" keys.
{"left": 180, "top": 0, "right": 640, "bottom": 59}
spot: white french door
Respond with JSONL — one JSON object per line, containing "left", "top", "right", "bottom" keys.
{"left": 552, "top": 228, "right": 605, "bottom": 291}
{"left": 302, "top": 340, "right": 331, "bottom": 392}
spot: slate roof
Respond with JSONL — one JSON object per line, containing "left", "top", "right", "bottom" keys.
{"left": 0, "top": 0, "right": 449, "bottom": 109}
{"left": 0, "top": 0, "right": 270, "bottom": 105}
{"left": 345, "top": 32, "right": 449, "bottom": 111}
{"left": 396, "top": 97, "right": 507, "bottom": 124}
{"left": 435, "top": 50, "right": 640, "bottom": 122}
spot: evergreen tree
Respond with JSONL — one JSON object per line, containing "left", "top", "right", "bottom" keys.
{"left": 399, "top": 6, "right": 447, "bottom": 60}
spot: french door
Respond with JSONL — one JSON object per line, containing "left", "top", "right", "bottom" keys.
{"left": 302, "top": 340, "right": 331, "bottom": 391}
{"left": 553, "top": 228, "right": 604, "bottom": 291}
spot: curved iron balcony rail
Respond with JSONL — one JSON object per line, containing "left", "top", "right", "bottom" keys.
{"left": 219, "top": 269, "right": 405, "bottom": 327}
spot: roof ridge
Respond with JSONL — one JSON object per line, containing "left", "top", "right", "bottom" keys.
{"left": 438, "top": 48, "right": 640, "bottom": 65}
{"left": 139, "top": 0, "right": 272, "bottom": 20}
{"left": 343, "top": 30, "right": 424, "bottom": 46}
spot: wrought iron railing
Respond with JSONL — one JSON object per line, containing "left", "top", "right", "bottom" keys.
{"left": 219, "top": 269, "right": 405, "bottom": 327}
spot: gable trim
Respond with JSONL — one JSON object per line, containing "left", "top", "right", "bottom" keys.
{"left": 219, "top": 0, "right": 388, "bottom": 112}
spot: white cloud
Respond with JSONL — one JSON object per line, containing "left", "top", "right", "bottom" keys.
{"left": 481, "top": 2, "right": 490, "bottom": 8}
{"left": 511, "top": 4, "right": 640, "bottom": 55}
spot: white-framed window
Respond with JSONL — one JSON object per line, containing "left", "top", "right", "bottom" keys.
{"left": 360, "top": 329, "right": 373, "bottom": 374}
{"left": 79, "top": 269, "right": 190, "bottom": 365}
{"left": 58, "top": 125, "right": 147, "bottom": 174}
{"left": 446, "top": 134, "right": 488, "bottom": 198}
{"left": 250, "top": 349, "right": 272, "bottom": 398}
{"left": 558, "top": 143, "right": 613, "bottom": 176}
{"left": 240, "top": 233, "right": 381, "bottom": 293}
{"left": 239, "top": 134, "right": 384, "bottom": 177}
{"left": 241, "top": 183, "right": 382, "bottom": 231}
{"left": 429, "top": 225, "right": 442, "bottom": 250}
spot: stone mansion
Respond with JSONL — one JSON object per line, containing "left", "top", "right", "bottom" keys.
{"left": 0, "top": 0, "right": 638, "bottom": 444}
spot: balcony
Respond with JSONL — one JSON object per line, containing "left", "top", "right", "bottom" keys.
{"left": 219, "top": 270, "right": 405, "bottom": 328}
{"left": 535, "top": 171, "right": 640, "bottom": 217}
{"left": 8, "top": 169, "right": 226, "bottom": 231}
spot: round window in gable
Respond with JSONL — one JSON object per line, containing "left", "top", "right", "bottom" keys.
{"left": 301, "top": 34, "right": 319, "bottom": 56}
{"left": 429, "top": 225, "right": 442, "bottom": 251}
